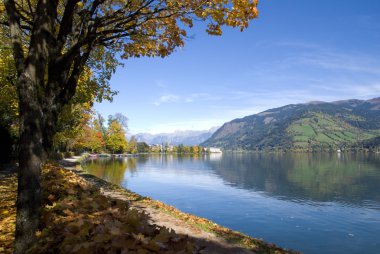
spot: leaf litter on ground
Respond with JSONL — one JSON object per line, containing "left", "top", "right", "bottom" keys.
{"left": 26, "top": 164, "right": 198, "bottom": 254}
{"left": 0, "top": 171, "right": 17, "bottom": 254}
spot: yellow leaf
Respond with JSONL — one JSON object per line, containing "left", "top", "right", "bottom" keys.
{"left": 153, "top": 227, "right": 171, "bottom": 243}
{"left": 109, "top": 227, "right": 121, "bottom": 235}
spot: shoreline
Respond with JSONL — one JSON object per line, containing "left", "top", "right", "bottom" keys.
{"left": 61, "top": 155, "right": 298, "bottom": 254}
{"left": 73, "top": 149, "right": 380, "bottom": 158}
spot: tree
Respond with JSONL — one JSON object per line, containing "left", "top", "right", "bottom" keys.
{"left": 72, "top": 115, "right": 106, "bottom": 152}
{"left": 2, "top": 0, "right": 259, "bottom": 252}
{"left": 108, "top": 113, "right": 128, "bottom": 130}
{"left": 53, "top": 103, "right": 93, "bottom": 152}
{"left": 106, "top": 120, "right": 128, "bottom": 154}
{"left": 95, "top": 113, "right": 108, "bottom": 145}
{"left": 106, "top": 113, "right": 129, "bottom": 153}
{"left": 0, "top": 24, "right": 113, "bottom": 155}
{"left": 128, "top": 136, "right": 138, "bottom": 154}
{"left": 52, "top": 69, "right": 104, "bottom": 153}
{"left": 137, "top": 142, "right": 150, "bottom": 153}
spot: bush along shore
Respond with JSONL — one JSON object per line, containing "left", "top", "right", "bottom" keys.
{"left": 0, "top": 159, "right": 299, "bottom": 254}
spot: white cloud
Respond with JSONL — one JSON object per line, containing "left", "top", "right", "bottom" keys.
{"left": 294, "top": 52, "right": 380, "bottom": 74}
{"left": 270, "top": 41, "right": 380, "bottom": 75}
{"left": 335, "top": 83, "right": 380, "bottom": 97}
{"left": 154, "top": 94, "right": 179, "bottom": 106}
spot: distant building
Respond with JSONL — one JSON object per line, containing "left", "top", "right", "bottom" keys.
{"left": 207, "top": 147, "right": 222, "bottom": 153}
{"left": 149, "top": 144, "right": 163, "bottom": 152}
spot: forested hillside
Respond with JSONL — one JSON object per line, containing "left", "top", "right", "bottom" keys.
{"left": 201, "top": 98, "right": 380, "bottom": 151}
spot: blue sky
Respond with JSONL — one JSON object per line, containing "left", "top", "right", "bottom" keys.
{"left": 95, "top": 0, "right": 380, "bottom": 134}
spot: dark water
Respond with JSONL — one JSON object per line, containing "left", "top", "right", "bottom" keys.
{"left": 83, "top": 153, "right": 380, "bottom": 254}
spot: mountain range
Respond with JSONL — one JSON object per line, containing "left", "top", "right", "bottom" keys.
{"left": 135, "top": 127, "right": 218, "bottom": 146}
{"left": 201, "top": 97, "right": 380, "bottom": 150}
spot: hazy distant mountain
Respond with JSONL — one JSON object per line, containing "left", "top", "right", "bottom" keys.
{"left": 135, "top": 127, "right": 219, "bottom": 146}
{"left": 201, "top": 97, "right": 380, "bottom": 150}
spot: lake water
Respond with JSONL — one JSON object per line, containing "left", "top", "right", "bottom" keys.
{"left": 82, "top": 153, "right": 380, "bottom": 254}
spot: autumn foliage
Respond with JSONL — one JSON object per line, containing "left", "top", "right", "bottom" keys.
{"left": 22, "top": 165, "right": 196, "bottom": 254}
{"left": 0, "top": 172, "right": 17, "bottom": 254}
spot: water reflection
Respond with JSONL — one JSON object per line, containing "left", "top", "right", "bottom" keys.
{"left": 206, "top": 153, "right": 380, "bottom": 206}
{"left": 84, "top": 157, "right": 137, "bottom": 185}
{"left": 83, "top": 153, "right": 380, "bottom": 207}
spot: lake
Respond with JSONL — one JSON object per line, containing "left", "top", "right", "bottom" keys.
{"left": 82, "top": 153, "right": 380, "bottom": 254}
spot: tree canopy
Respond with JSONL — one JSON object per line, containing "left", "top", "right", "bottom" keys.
{"left": 2, "top": 0, "right": 258, "bottom": 97}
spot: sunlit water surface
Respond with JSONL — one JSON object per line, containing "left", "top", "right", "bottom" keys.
{"left": 83, "top": 153, "right": 380, "bottom": 254}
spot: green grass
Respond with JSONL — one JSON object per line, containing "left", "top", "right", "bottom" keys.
{"left": 294, "top": 141, "right": 309, "bottom": 147}
{"left": 342, "top": 131, "right": 356, "bottom": 139}
{"left": 316, "top": 133, "right": 334, "bottom": 143}
{"left": 334, "top": 132, "right": 354, "bottom": 141}
{"left": 294, "top": 136, "right": 310, "bottom": 142}
{"left": 317, "top": 117, "right": 333, "bottom": 126}
{"left": 286, "top": 112, "right": 380, "bottom": 147}
{"left": 295, "top": 124, "right": 315, "bottom": 136}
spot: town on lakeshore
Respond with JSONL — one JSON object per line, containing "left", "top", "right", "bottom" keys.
{"left": 87, "top": 145, "right": 223, "bottom": 158}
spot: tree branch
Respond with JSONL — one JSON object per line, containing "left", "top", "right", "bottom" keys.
{"left": 4, "top": 0, "right": 26, "bottom": 77}
{"left": 0, "top": 20, "right": 32, "bottom": 30}
{"left": 14, "top": 1, "right": 34, "bottom": 26}
{"left": 26, "top": 0, "right": 35, "bottom": 17}
{"left": 59, "top": 49, "right": 91, "bottom": 106}
{"left": 56, "top": 0, "right": 80, "bottom": 53}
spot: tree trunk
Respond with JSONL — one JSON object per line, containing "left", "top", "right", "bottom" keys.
{"left": 14, "top": 75, "right": 46, "bottom": 254}
{"left": 42, "top": 106, "right": 59, "bottom": 159}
